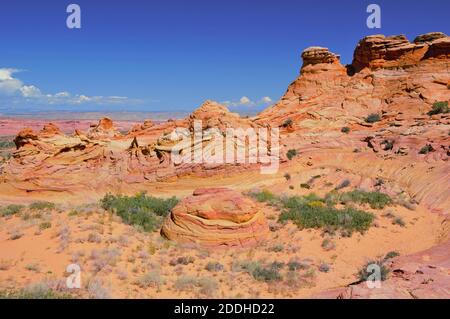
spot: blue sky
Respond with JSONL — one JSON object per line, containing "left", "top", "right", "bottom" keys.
{"left": 0, "top": 0, "right": 449, "bottom": 114}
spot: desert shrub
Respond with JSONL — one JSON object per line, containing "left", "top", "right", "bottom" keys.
{"left": 248, "top": 189, "right": 276, "bottom": 203}
{"left": 252, "top": 265, "right": 283, "bottom": 282}
{"left": 29, "top": 201, "right": 55, "bottom": 211}
{"left": 174, "top": 276, "right": 218, "bottom": 297}
{"left": 365, "top": 113, "right": 381, "bottom": 123}
{"left": 427, "top": 101, "right": 449, "bottom": 116}
{"left": 335, "top": 190, "right": 392, "bottom": 209}
{"left": 205, "top": 262, "right": 224, "bottom": 272}
{"left": 135, "top": 271, "right": 165, "bottom": 288}
{"left": 174, "top": 276, "right": 197, "bottom": 291}
{"left": 39, "top": 222, "right": 52, "bottom": 230}
{"left": 341, "top": 127, "right": 350, "bottom": 134}
{"left": 392, "top": 217, "right": 406, "bottom": 227}
{"left": 0, "top": 283, "right": 73, "bottom": 299}
{"left": 283, "top": 173, "right": 291, "bottom": 181}
{"left": 300, "top": 183, "right": 311, "bottom": 189}
{"left": 358, "top": 260, "right": 390, "bottom": 282}
{"left": 321, "top": 239, "right": 336, "bottom": 251}
{"left": 88, "top": 232, "right": 102, "bottom": 243}
{"left": 281, "top": 118, "right": 293, "bottom": 128}
{"left": 25, "top": 263, "right": 40, "bottom": 272}
{"left": 286, "top": 149, "right": 298, "bottom": 160}
{"left": 269, "top": 244, "right": 284, "bottom": 252}
{"left": 287, "top": 260, "right": 310, "bottom": 271}
{"left": 287, "top": 261, "right": 302, "bottom": 271}
{"left": 100, "top": 192, "right": 178, "bottom": 232}
{"left": 232, "top": 260, "right": 261, "bottom": 274}
{"left": 419, "top": 144, "right": 434, "bottom": 155}
{"left": 90, "top": 248, "right": 121, "bottom": 273}
{"left": 381, "top": 139, "right": 394, "bottom": 151}
{"left": 318, "top": 263, "right": 331, "bottom": 273}
{"left": 169, "top": 256, "right": 195, "bottom": 266}
{"left": 0, "top": 204, "right": 24, "bottom": 217}
{"left": 0, "top": 140, "right": 14, "bottom": 149}
{"left": 9, "top": 230, "right": 23, "bottom": 240}
{"left": 335, "top": 179, "right": 351, "bottom": 190}
{"left": 197, "top": 277, "right": 218, "bottom": 297}
{"left": 279, "top": 194, "right": 374, "bottom": 234}
{"left": 384, "top": 251, "right": 400, "bottom": 260}
{"left": 87, "top": 278, "right": 111, "bottom": 299}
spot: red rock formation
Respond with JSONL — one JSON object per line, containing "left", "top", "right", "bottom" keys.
{"left": 161, "top": 188, "right": 269, "bottom": 247}
{"left": 87, "top": 117, "right": 121, "bottom": 139}
{"left": 315, "top": 227, "right": 450, "bottom": 299}
{"left": 40, "top": 123, "right": 61, "bottom": 137}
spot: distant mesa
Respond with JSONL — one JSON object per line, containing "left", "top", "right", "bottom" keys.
{"left": 161, "top": 187, "right": 269, "bottom": 248}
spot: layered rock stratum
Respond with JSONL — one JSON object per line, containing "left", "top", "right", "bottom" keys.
{"left": 161, "top": 187, "right": 269, "bottom": 247}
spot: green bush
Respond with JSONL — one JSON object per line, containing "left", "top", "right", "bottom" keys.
{"left": 100, "top": 192, "right": 178, "bottom": 232}
{"left": 358, "top": 260, "right": 390, "bottom": 282}
{"left": 252, "top": 265, "right": 283, "bottom": 282}
{"left": 286, "top": 149, "right": 298, "bottom": 160}
{"left": 281, "top": 118, "right": 293, "bottom": 128}
{"left": 29, "top": 201, "right": 56, "bottom": 211}
{"left": 333, "top": 190, "right": 392, "bottom": 209}
{"left": 280, "top": 202, "right": 374, "bottom": 235}
{"left": 365, "top": 113, "right": 381, "bottom": 123}
{"left": 0, "top": 141, "right": 14, "bottom": 149}
{"left": 381, "top": 140, "right": 394, "bottom": 151}
{"left": 248, "top": 190, "right": 276, "bottom": 203}
{"left": 427, "top": 101, "right": 449, "bottom": 116}
{"left": 341, "top": 127, "right": 350, "bottom": 134}
{"left": 0, "top": 284, "right": 73, "bottom": 299}
{"left": 0, "top": 204, "right": 24, "bottom": 217}
{"left": 419, "top": 144, "right": 434, "bottom": 154}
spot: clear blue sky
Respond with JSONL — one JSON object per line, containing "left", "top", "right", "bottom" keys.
{"left": 0, "top": 0, "right": 449, "bottom": 114}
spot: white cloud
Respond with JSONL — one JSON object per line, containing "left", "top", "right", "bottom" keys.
{"left": 0, "top": 68, "right": 23, "bottom": 95}
{"left": 0, "top": 67, "right": 138, "bottom": 106}
{"left": 222, "top": 96, "right": 273, "bottom": 108}
{"left": 260, "top": 96, "right": 272, "bottom": 104}
{"left": 20, "top": 85, "right": 42, "bottom": 98}
{"left": 240, "top": 96, "right": 251, "bottom": 105}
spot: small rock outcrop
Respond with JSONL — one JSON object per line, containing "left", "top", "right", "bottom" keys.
{"left": 301, "top": 46, "right": 341, "bottom": 67}
{"left": 87, "top": 117, "right": 120, "bottom": 139}
{"left": 161, "top": 188, "right": 269, "bottom": 247}
{"left": 352, "top": 33, "right": 450, "bottom": 71}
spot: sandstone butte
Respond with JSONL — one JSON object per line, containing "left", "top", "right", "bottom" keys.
{"left": 161, "top": 187, "right": 269, "bottom": 248}
{"left": 0, "top": 32, "right": 449, "bottom": 298}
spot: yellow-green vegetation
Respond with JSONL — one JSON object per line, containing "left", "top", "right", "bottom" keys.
{"left": 325, "top": 189, "right": 392, "bottom": 209}
{"left": 250, "top": 190, "right": 384, "bottom": 235}
{"left": 100, "top": 192, "right": 178, "bottom": 232}
{"left": 427, "top": 101, "right": 449, "bottom": 116}
{"left": 29, "top": 201, "right": 56, "bottom": 211}
{"left": 286, "top": 149, "right": 298, "bottom": 160}
{"left": 0, "top": 204, "right": 25, "bottom": 217}
{"left": 0, "top": 284, "right": 73, "bottom": 299}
